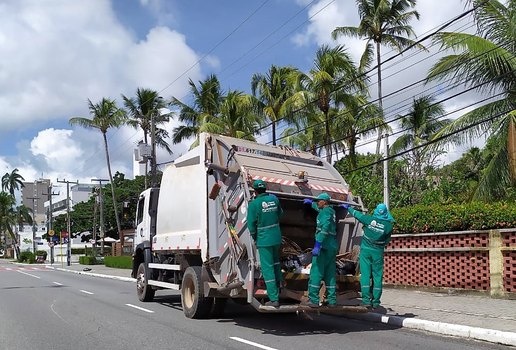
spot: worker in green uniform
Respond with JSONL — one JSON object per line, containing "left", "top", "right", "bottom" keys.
{"left": 345, "top": 203, "right": 395, "bottom": 309}
{"left": 247, "top": 179, "right": 283, "bottom": 308}
{"left": 302, "top": 192, "right": 338, "bottom": 308}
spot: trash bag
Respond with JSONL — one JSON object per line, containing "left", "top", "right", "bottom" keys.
{"left": 336, "top": 259, "right": 356, "bottom": 275}
{"left": 281, "top": 255, "right": 302, "bottom": 272}
{"left": 297, "top": 251, "right": 313, "bottom": 266}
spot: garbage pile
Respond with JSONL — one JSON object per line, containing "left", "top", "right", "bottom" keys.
{"left": 280, "top": 237, "right": 358, "bottom": 276}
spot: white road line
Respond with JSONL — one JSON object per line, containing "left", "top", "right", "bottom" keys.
{"left": 229, "top": 337, "right": 278, "bottom": 350}
{"left": 80, "top": 290, "right": 94, "bottom": 295}
{"left": 6, "top": 268, "right": 12, "bottom": 271}
{"left": 17, "top": 270, "right": 41, "bottom": 279}
{"left": 125, "top": 304, "right": 155, "bottom": 313}
{"left": 53, "top": 282, "right": 63, "bottom": 286}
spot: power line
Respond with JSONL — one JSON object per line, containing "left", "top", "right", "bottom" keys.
{"left": 244, "top": 0, "right": 488, "bottom": 140}
{"left": 341, "top": 108, "right": 511, "bottom": 175}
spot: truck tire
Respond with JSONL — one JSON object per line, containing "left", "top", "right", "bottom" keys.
{"left": 136, "top": 262, "right": 155, "bottom": 302}
{"left": 181, "top": 266, "right": 213, "bottom": 319}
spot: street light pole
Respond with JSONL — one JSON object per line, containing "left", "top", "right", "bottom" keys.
{"left": 43, "top": 184, "right": 59, "bottom": 264}
{"left": 150, "top": 111, "right": 157, "bottom": 187}
{"left": 383, "top": 133, "right": 390, "bottom": 209}
{"left": 57, "top": 179, "right": 79, "bottom": 266}
{"left": 92, "top": 179, "right": 109, "bottom": 256}
{"left": 27, "top": 196, "right": 39, "bottom": 255}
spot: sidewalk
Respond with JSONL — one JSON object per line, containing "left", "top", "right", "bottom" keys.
{"left": 45, "top": 263, "right": 516, "bottom": 347}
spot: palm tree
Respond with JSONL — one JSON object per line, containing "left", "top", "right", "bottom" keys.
{"left": 299, "top": 45, "right": 364, "bottom": 163}
{"left": 69, "top": 98, "right": 126, "bottom": 236}
{"left": 390, "top": 95, "right": 450, "bottom": 180}
{"left": 217, "top": 90, "right": 264, "bottom": 140}
{"left": 1, "top": 168, "right": 25, "bottom": 197}
{"left": 122, "top": 88, "right": 173, "bottom": 153}
{"left": 170, "top": 74, "right": 223, "bottom": 148}
{"left": 281, "top": 108, "right": 326, "bottom": 155}
{"left": 332, "top": 0, "right": 423, "bottom": 158}
{"left": 0, "top": 192, "right": 23, "bottom": 258}
{"left": 334, "top": 94, "right": 384, "bottom": 169}
{"left": 251, "top": 65, "right": 301, "bottom": 145}
{"left": 427, "top": 0, "right": 516, "bottom": 200}
{"left": 122, "top": 88, "right": 173, "bottom": 188}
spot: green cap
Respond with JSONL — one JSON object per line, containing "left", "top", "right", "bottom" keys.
{"left": 253, "top": 179, "right": 266, "bottom": 190}
{"left": 316, "top": 192, "right": 331, "bottom": 201}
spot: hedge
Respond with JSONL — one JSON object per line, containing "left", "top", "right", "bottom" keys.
{"left": 391, "top": 201, "right": 516, "bottom": 234}
{"left": 79, "top": 256, "right": 98, "bottom": 265}
{"left": 19, "top": 251, "right": 35, "bottom": 263}
{"left": 104, "top": 256, "right": 132, "bottom": 269}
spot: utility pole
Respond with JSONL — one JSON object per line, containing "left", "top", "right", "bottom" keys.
{"left": 57, "top": 179, "right": 78, "bottom": 266}
{"left": 383, "top": 133, "right": 390, "bottom": 209}
{"left": 27, "top": 196, "right": 39, "bottom": 255}
{"left": 92, "top": 188, "right": 98, "bottom": 257}
{"left": 150, "top": 111, "right": 157, "bottom": 187}
{"left": 92, "top": 179, "right": 109, "bottom": 256}
{"left": 43, "top": 184, "right": 59, "bottom": 264}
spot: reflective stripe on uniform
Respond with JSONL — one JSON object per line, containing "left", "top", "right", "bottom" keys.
{"left": 317, "top": 230, "right": 336, "bottom": 236}
{"left": 265, "top": 279, "right": 276, "bottom": 283}
{"left": 258, "top": 224, "right": 279, "bottom": 231}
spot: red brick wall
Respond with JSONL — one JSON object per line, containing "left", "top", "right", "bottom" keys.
{"left": 383, "top": 229, "right": 516, "bottom": 294}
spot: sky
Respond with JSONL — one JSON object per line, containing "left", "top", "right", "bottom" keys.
{"left": 0, "top": 0, "right": 487, "bottom": 189}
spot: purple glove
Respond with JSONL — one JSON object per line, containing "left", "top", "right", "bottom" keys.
{"left": 312, "top": 241, "right": 322, "bottom": 256}
{"left": 303, "top": 198, "right": 313, "bottom": 205}
{"left": 339, "top": 203, "right": 350, "bottom": 209}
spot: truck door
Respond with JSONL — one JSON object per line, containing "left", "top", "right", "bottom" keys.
{"left": 134, "top": 189, "right": 158, "bottom": 248}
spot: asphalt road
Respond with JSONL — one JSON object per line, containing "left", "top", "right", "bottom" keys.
{"left": 0, "top": 261, "right": 508, "bottom": 350}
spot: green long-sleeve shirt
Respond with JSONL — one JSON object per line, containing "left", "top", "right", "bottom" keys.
{"left": 311, "top": 203, "right": 337, "bottom": 251}
{"left": 348, "top": 207, "right": 393, "bottom": 251}
{"left": 247, "top": 193, "right": 282, "bottom": 247}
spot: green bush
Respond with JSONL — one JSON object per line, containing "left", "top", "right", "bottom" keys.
{"left": 19, "top": 251, "right": 35, "bottom": 263}
{"left": 104, "top": 256, "right": 132, "bottom": 269}
{"left": 392, "top": 201, "right": 516, "bottom": 234}
{"left": 35, "top": 250, "right": 47, "bottom": 258}
{"left": 79, "top": 256, "right": 97, "bottom": 265}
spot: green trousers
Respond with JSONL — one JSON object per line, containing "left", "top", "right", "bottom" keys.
{"left": 308, "top": 248, "right": 337, "bottom": 305}
{"left": 359, "top": 246, "right": 385, "bottom": 307}
{"left": 258, "top": 245, "right": 282, "bottom": 302}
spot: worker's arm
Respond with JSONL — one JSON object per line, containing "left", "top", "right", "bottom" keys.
{"left": 348, "top": 207, "right": 368, "bottom": 225}
{"left": 246, "top": 202, "right": 258, "bottom": 240}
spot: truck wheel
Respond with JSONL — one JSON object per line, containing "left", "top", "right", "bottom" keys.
{"left": 136, "top": 262, "right": 155, "bottom": 302}
{"left": 181, "top": 266, "right": 213, "bottom": 319}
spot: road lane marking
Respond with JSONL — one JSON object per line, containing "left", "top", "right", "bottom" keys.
{"left": 229, "top": 337, "right": 278, "bottom": 350}
{"left": 80, "top": 290, "right": 94, "bottom": 295}
{"left": 53, "top": 282, "right": 63, "bottom": 286}
{"left": 17, "top": 270, "right": 41, "bottom": 279}
{"left": 50, "top": 301, "right": 67, "bottom": 323}
{"left": 125, "top": 304, "right": 155, "bottom": 313}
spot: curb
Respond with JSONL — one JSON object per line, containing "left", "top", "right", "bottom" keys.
{"left": 45, "top": 265, "right": 136, "bottom": 283}
{"left": 344, "top": 312, "right": 516, "bottom": 347}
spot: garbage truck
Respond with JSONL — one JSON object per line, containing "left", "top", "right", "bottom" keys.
{"left": 132, "top": 133, "right": 366, "bottom": 318}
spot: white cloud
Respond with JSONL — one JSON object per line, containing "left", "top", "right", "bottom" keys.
{"left": 0, "top": 0, "right": 203, "bottom": 131}
{"left": 30, "top": 129, "right": 84, "bottom": 172}
{"left": 125, "top": 27, "right": 199, "bottom": 95}
{"left": 0, "top": 0, "right": 205, "bottom": 184}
